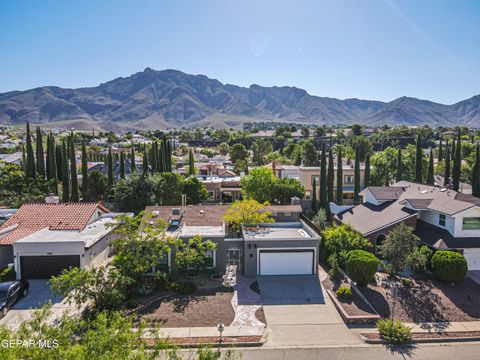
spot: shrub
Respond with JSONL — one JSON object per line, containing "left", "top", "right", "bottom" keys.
{"left": 408, "top": 245, "right": 433, "bottom": 274}
{"left": 376, "top": 318, "right": 412, "bottom": 344}
{"left": 400, "top": 278, "right": 412, "bottom": 287}
{"left": 345, "top": 250, "right": 380, "bottom": 287}
{"left": 0, "top": 267, "right": 16, "bottom": 282}
{"left": 328, "top": 253, "right": 340, "bottom": 279}
{"left": 431, "top": 250, "right": 468, "bottom": 283}
{"left": 166, "top": 280, "right": 197, "bottom": 294}
{"left": 335, "top": 286, "right": 353, "bottom": 301}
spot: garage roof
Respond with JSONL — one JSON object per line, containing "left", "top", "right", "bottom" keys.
{"left": 0, "top": 203, "right": 109, "bottom": 245}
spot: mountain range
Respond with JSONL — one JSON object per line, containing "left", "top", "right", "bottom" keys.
{"left": 0, "top": 68, "right": 479, "bottom": 131}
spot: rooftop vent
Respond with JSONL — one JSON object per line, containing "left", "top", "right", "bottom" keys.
{"left": 172, "top": 208, "right": 182, "bottom": 216}
{"left": 440, "top": 188, "right": 447, "bottom": 192}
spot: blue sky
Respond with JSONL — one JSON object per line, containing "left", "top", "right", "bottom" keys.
{"left": 0, "top": 0, "right": 479, "bottom": 104}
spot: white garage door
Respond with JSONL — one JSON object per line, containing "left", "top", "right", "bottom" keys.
{"left": 259, "top": 250, "right": 314, "bottom": 275}
{"left": 464, "top": 248, "right": 480, "bottom": 270}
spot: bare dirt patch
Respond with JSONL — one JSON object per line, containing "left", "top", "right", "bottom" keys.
{"left": 135, "top": 287, "right": 235, "bottom": 327}
{"left": 321, "top": 274, "right": 377, "bottom": 318}
{"left": 359, "top": 274, "right": 480, "bottom": 323}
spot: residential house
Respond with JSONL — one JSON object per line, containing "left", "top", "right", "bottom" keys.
{"left": 145, "top": 203, "right": 318, "bottom": 276}
{"left": 336, "top": 181, "right": 480, "bottom": 270}
{"left": 0, "top": 203, "right": 125, "bottom": 279}
{"left": 200, "top": 176, "right": 243, "bottom": 203}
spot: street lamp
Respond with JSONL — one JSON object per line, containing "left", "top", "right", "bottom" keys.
{"left": 217, "top": 323, "right": 225, "bottom": 352}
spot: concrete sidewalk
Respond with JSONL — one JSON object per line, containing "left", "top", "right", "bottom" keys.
{"left": 148, "top": 325, "right": 266, "bottom": 338}
{"left": 350, "top": 321, "right": 480, "bottom": 334}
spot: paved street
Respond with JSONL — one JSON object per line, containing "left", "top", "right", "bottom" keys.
{"left": 258, "top": 275, "right": 363, "bottom": 348}
{"left": 232, "top": 342, "right": 480, "bottom": 360}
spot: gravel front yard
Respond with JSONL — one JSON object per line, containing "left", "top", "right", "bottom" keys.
{"left": 360, "top": 274, "right": 480, "bottom": 323}
{"left": 136, "top": 287, "right": 235, "bottom": 327}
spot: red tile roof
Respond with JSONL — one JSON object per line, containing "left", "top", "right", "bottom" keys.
{"left": 0, "top": 203, "right": 109, "bottom": 245}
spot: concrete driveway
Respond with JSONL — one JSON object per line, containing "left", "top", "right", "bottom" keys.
{"left": 0, "top": 279, "right": 72, "bottom": 330}
{"left": 469, "top": 271, "right": 480, "bottom": 285}
{"left": 258, "top": 275, "right": 362, "bottom": 347}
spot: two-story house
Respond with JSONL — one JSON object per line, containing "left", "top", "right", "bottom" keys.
{"left": 336, "top": 181, "right": 480, "bottom": 270}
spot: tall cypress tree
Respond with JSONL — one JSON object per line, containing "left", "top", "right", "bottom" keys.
{"left": 35, "top": 126, "right": 45, "bottom": 179}
{"left": 336, "top": 147, "right": 343, "bottom": 204}
{"left": 45, "top": 133, "right": 51, "bottom": 180}
{"left": 188, "top": 149, "right": 195, "bottom": 175}
{"left": 452, "top": 131, "right": 462, "bottom": 191}
{"left": 415, "top": 133, "right": 423, "bottom": 183}
{"left": 472, "top": 144, "right": 480, "bottom": 197}
{"left": 327, "top": 150, "right": 334, "bottom": 205}
{"left": 107, "top": 147, "right": 114, "bottom": 187}
{"left": 354, "top": 146, "right": 360, "bottom": 204}
{"left": 81, "top": 142, "right": 89, "bottom": 198}
{"left": 319, "top": 143, "right": 327, "bottom": 209}
{"left": 21, "top": 144, "right": 26, "bottom": 173}
{"left": 61, "top": 141, "right": 70, "bottom": 202}
{"left": 438, "top": 137, "right": 443, "bottom": 161}
{"left": 451, "top": 138, "right": 456, "bottom": 167}
{"left": 119, "top": 151, "right": 125, "bottom": 179}
{"left": 130, "top": 145, "right": 136, "bottom": 174}
{"left": 426, "top": 150, "right": 434, "bottom": 185}
{"left": 48, "top": 133, "right": 58, "bottom": 192}
{"left": 25, "top": 122, "right": 36, "bottom": 179}
{"left": 69, "top": 136, "right": 79, "bottom": 202}
{"left": 142, "top": 150, "right": 149, "bottom": 174}
{"left": 444, "top": 141, "right": 451, "bottom": 186}
{"left": 311, "top": 177, "right": 317, "bottom": 214}
{"left": 396, "top": 148, "right": 402, "bottom": 182}
{"left": 364, "top": 153, "right": 371, "bottom": 188}
{"left": 56, "top": 144, "right": 63, "bottom": 183}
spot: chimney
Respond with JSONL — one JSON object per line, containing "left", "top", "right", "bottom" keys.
{"left": 45, "top": 195, "right": 60, "bottom": 204}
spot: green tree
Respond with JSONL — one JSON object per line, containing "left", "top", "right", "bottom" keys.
{"left": 426, "top": 150, "right": 434, "bottom": 185}
{"left": 327, "top": 150, "right": 334, "bottom": 205}
{"left": 240, "top": 167, "right": 277, "bottom": 203}
{"left": 395, "top": 147, "right": 402, "bottom": 182}
{"left": 61, "top": 141, "right": 70, "bottom": 202}
{"left": 56, "top": 143, "right": 63, "bottom": 183}
{"left": 354, "top": 146, "right": 360, "bottom": 204}
{"left": 311, "top": 177, "right": 317, "bottom": 213}
{"left": 35, "top": 126, "right": 45, "bottom": 179}
{"left": 444, "top": 140, "right": 451, "bottom": 186}
{"left": 107, "top": 147, "right": 114, "bottom": 187}
{"left": 378, "top": 223, "right": 420, "bottom": 275}
{"left": 142, "top": 149, "right": 149, "bottom": 174}
{"left": 452, "top": 131, "right": 462, "bottom": 191}
{"left": 25, "top": 122, "right": 36, "bottom": 179}
{"left": 183, "top": 176, "right": 208, "bottom": 204}
{"left": 415, "top": 133, "right": 423, "bottom": 183}
{"left": 272, "top": 177, "right": 304, "bottom": 204}
{"left": 319, "top": 143, "right": 327, "bottom": 209}
{"left": 345, "top": 250, "right": 380, "bottom": 287}
{"left": 320, "top": 224, "right": 371, "bottom": 267}
{"left": 251, "top": 138, "right": 273, "bottom": 166}
{"left": 218, "top": 142, "right": 229, "bottom": 156}
{"left": 364, "top": 152, "right": 371, "bottom": 188}
{"left": 302, "top": 140, "right": 317, "bottom": 166}
{"left": 223, "top": 199, "right": 274, "bottom": 234}
{"left": 50, "top": 266, "right": 131, "bottom": 311}
{"left": 229, "top": 143, "right": 249, "bottom": 164}
{"left": 174, "top": 235, "right": 217, "bottom": 273}
{"left": 472, "top": 144, "right": 480, "bottom": 197}
{"left": 130, "top": 145, "right": 136, "bottom": 173}
{"left": 81, "top": 142, "right": 88, "bottom": 198}
{"left": 438, "top": 137, "right": 443, "bottom": 161}
{"left": 119, "top": 151, "right": 125, "bottom": 179}
{"left": 46, "top": 132, "right": 57, "bottom": 192}
{"left": 431, "top": 250, "right": 468, "bottom": 283}
{"left": 113, "top": 175, "right": 156, "bottom": 213}
{"left": 312, "top": 208, "right": 328, "bottom": 230}
{"left": 336, "top": 147, "right": 343, "bottom": 204}
{"left": 69, "top": 136, "right": 79, "bottom": 202}
{"left": 188, "top": 148, "right": 195, "bottom": 175}
{"left": 83, "top": 170, "right": 107, "bottom": 202}
{"left": 153, "top": 172, "right": 185, "bottom": 205}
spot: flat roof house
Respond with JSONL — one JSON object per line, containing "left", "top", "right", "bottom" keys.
{"left": 336, "top": 181, "right": 480, "bottom": 270}
{"left": 0, "top": 203, "right": 123, "bottom": 279}
{"left": 145, "top": 204, "right": 319, "bottom": 277}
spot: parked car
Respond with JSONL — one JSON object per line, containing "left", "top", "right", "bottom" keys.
{"left": 0, "top": 280, "right": 29, "bottom": 317}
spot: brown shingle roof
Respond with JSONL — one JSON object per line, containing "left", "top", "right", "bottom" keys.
{"left": 145, "top": 205, "right": 228, "bottom": 226}
{"left": 0, "top": 203, "right": 109, "bottom": 245}
{"left": 368, "top": 187, "right": 404, "bottom": 200}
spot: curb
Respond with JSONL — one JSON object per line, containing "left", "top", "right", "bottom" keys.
{"left": 360, "top": 334, "right": 480, "bottom": 344}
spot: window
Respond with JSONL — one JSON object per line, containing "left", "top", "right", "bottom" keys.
{"left": 344, "top": 175, "right": 354, "bottom": 184}
{"left": 205, "top": 250, "right": 216, "bottom": 268}
{"left": 462, "top": 217, "right": 480, "bottom": 230}
{"left": 439, "top": 214, "right": 446, "bottom": 227}
{"left": 305, "top": 190, "right": 311, "bottom": 199}
{"left": 284, "top": 212, "right": 292, "bottom": 217}
{"left": 311, "top": 175, "right": 319, "bottom": 185}
{"left": 343, "top": 193, "right": 354, "bottom": 200}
